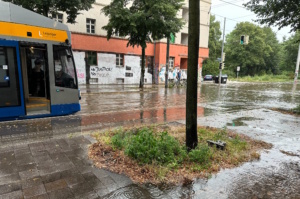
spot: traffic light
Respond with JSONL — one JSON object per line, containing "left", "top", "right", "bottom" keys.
{"left": 219, "top": 63, "right": 222, "bottom": 69}
{"left": 240, "top": 35, "right": 244, "bottom": 44}
{"left": 222, "top": 53, "right": 226, "bottom": 62}
{"left": 222, "top": 63, "right": 225, "bottom": 69}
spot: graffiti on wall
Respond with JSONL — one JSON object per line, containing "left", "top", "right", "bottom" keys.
{"left": 158, "top": 66, "right": 187, "bottom": 82}
{"left": 77, "top": 69, "right": 85, "bottom": 79}
{"left": 90, "top": 66, "right": 113, "bottom": 78}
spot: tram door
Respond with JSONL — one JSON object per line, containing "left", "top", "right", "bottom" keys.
{"left": 20, "top": 43, "right": 50, "bottom": 115}
{"left": 0, "top": 40, "right": 25, "bottom": 118}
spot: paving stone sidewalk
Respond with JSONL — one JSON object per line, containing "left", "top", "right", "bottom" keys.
{"left": 0, "top": 135, "right": 135, "bottom": 199}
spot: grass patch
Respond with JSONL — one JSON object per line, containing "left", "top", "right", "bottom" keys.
{"left": 89, "top": 124, "right": 271, "bottom": 185}
{"left": 231, "top": 74, "right": 294, "bottom": 82}
{"left": 292, "top": 104, "right": 300, "bottom": 114}
{"left": 271, "top": 105, "right": 300, "bottom": 116}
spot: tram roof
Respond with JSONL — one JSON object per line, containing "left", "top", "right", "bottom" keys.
{"left": 0, "top": 1, "right": 69, "bottom": 32}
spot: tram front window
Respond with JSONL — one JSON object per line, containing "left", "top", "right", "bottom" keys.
{"left": 53, "top": 45, "right": 77, "bottom": 89}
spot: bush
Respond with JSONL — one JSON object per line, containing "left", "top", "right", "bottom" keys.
{"left": 111, "top": 133, "right": 125, "bottom": 149}
{"left": 188, "top": 144, "right": 212, "bottom": 165}
{"left": 124, "top": 128, "right": 184, "bottom": 165}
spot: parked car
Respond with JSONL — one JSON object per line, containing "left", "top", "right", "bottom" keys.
{"left": 204, "top": 75, "right": 213, "bottom": 81}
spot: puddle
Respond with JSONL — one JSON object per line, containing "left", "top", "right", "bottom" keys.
{"left": 226, "top": 117, "right": 263, "bottom": 127}
{"left": 102, "top": 184, "right": 153, "bottom": 199}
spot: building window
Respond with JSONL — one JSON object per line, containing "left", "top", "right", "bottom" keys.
{"left": 169, "top": 57, "right": 175, "bottom": 68}
{"left": 52, "top": 13, "right": 63, "bottom": 23}
{"left": 89, "top": 78, "right": 98, "bottom": 83}
{"left": 182, "top": 8, "right": 189, "bottom": 22}
{"left": 116, "top": 54, "right": 124, "bottom": 67}
{"left": 86, "top": 18, "right": 95, "bottom": 34}
{"left": 181, "top": 33, "right": 188, "bottom": 45}
{"left": 87, "top": 52, "right": 97, "bottom": 66}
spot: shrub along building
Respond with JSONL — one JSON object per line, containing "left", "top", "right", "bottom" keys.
{"left": 54, "top": 0, "right": 211, "bottom": 84}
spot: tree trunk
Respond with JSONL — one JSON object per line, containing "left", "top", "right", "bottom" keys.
{"left": 186, "top": 0, "right": 200, "bottom": 151}
{"left": 165, "top": 37, "right": 170, "bottom": 88}
{"left": 42, "top": 4, "right": 49, "bottom": 17}
{"left": 140, "top": 47, "right": 146, "bottom": 89}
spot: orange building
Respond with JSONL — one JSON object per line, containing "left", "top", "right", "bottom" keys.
{"left": 56, "top": 0, "right": 211, "bottom": 84}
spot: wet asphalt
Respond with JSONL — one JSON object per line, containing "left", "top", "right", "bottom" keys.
{"left": 0, "top": 82, "right": 300, "bottom": 198}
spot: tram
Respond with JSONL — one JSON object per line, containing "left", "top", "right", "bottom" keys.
{"left": 0, "top": 1, "right": 81, "bottom": 120}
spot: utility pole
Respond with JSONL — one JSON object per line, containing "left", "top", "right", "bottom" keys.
{"left": 165, "top": 37, "right": 170, "bottom": 88}
{"left": 294, "top": 43, "right": 300, "bottom": 83}
{"left": 219, "top": 17, "right": 226, "bottom": 85}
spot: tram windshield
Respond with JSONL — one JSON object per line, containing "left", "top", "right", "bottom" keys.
{"left": 53, "top": 45, "right": 77, "bottom": 89}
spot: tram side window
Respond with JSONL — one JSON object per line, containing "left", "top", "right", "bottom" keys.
{"left": 53, "top": 45, "right": 77, "bottom": 89}
{"left": 0, "top": 47, "right": 9, "bottom": 87}
{"left": 0, "top": 47, "right": 21, "bottom": 107}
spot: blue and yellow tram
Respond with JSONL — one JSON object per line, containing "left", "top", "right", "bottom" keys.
{"left": 0, "top": 2, "right": 81, "bottom": 120}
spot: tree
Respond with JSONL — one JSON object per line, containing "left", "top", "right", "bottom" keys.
{"left": 186, "top": 0, "right": 199, "bottom": 151}
{"left": 3, "top": 0, "right": 95, "bottom": 23}
{"left": 202, "top": 59, "right": 219, "bottom": 76}
{"left": 202, "top": 15, "right": 222, "bottom": 77}
{"left": 244, "top": 0, "right": 300, "bottom": 32}
{"left": 280, "top": 32, "right": 300, "bottom": 72}
{"left": 225, "top": 22, "right": 272, "bottom": 76}
{"left": 262, "top": 27, "right": 281, "bottom": 74}
{"left": 102, "top": 0, "right": 184, "bottom": 88}
{"left": 208, "top": 15, "right": 222, "bottom": 60}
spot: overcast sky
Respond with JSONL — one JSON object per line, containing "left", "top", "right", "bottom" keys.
{"left": 209, "top": 0, "right": 292, "bottom": 42}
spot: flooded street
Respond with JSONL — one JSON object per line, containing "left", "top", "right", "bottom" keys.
{"left": 1, "top": 82, "right": 300, "bottom": 198}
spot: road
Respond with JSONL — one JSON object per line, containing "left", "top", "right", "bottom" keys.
{"left": 0, "top": 82, "right": 300, "bottom": 198}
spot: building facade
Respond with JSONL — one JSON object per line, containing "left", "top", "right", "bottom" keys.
{"left": 55, "top": 0, "right": 211, "bottom": 84}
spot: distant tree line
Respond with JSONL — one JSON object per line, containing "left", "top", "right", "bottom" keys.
{"left": 202, "top": 15, "right": 300, "bottom": 78}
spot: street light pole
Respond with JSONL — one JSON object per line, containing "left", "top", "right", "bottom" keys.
{"left": 219, "top": 17, "right": 226, "bottom": 85}
{"left": 294, "top": 42, "right": 300, "bottom": 83}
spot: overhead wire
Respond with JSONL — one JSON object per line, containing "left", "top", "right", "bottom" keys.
{"left": 212, "top": 0, "right": 245, "bottom": 8}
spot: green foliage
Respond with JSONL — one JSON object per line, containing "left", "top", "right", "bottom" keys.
{"left": 245, "top": 0, "right": 300, "bottom": 32}
{"left": 224, "top": 22, "right": 279, "bottom": 77}
{"left": 227, "top": 135, "right": 248, "bottom": 153}
{"left": 262, "top": 27, "right": 281, "bottom": 75}
{"left": 213, "top": 127, "right": 228, "bottom": 140}
{"left": 208, "top": 15, "right": 222, "bottom": 60}
{"left": 188, "top": 144, "right": 212, "bottom": 165}
{"left": 292, "top": 105, "right": 300, "bottom": 114}
{"left": 124, "top": 128, "right": 184, "bottom": 165}
{"left": 232, "top": 74, "right": 292, "bottom": 82}
{"left": 3, "top": 0, "right": 94, "bottom": 23}
{"left": 102, "top": 0, "right": 184, "bottom": 48}
{"left": 102, "top": 0, "right": 184, "bottom": 88}
{"left": 202, "top": 59, "right": 219, "bottom": 76}
{"left": 279, "top": 32, "right": 300, "bottom": 72}
{"left": 111, "top": 133, "right": 125, "bottom": 149}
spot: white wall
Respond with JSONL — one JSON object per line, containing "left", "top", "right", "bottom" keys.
{"left": 74, "top": 52, "right": 152, "bottom": 84}
{"left": 73, "top": 52, "right": 86, "bottom": 84}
